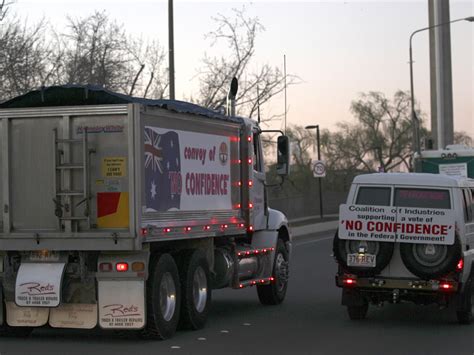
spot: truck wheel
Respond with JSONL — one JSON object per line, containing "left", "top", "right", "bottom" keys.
{"left": 140, "top": 253, "right": 181, "bottom": 340}
{"left": 257, "top": 238, "right": 289, "bottom": 305}
{"left": 399, "top": 236, "right": 462, "bottom": 279}
{"left": 333, "top": 231, "right": 394, "bottom": 277}
{"left": 347, "top": 303, "right": 369, "bottom": 320}
{"left": 456, "top": 276, "right": 473, "bottom": 325}
{"left": 178, "top": 249, "right": 211, "bottom": 330}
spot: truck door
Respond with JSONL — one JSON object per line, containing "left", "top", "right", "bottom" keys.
{"left": 250, "top": 130, "right": 267, "bottom": 231}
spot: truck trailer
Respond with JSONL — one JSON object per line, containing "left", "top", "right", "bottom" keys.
{"left": 0, "top": 85, "right": 292, "bottom": 339}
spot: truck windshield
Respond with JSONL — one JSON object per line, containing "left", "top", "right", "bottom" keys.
{"left": 394, "top": 188, "right": 451, "bottom": 209}
{"left": 356, "top": 187, "right": 391, "bottom": 206}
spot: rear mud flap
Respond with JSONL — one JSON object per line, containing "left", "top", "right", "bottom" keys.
{"left": 6, "top": 302, "right": 49, "bottom": 327}
{"left": 341, "top": 288, "right": 366, "bottom": 307}
{"left": 98, "top": 280, "right": 145, "bottom": 329}
{"left": 15, "top": 263, "right": 66, "bottom": 307}
{"left": 49, "top": 304, "right": 98, "bottom": 329}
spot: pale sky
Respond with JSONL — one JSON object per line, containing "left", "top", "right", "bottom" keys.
{"left": 13, "top": 0, "right": 474, "bottom": 138}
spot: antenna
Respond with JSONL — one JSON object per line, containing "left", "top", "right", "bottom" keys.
{"left": 284, "top": 54, "right": 287, "bottom": 134}
{"left": 257, "top": 86, "right": 261, "bottom": 124}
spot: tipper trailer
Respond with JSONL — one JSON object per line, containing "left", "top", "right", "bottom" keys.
{"left": 0, "top": 85, "right": 292, "bottom": 339}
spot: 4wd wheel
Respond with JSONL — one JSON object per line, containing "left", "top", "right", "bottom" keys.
{"left": 456, "top": 275, "right": 474, "bottom": 325}
{"left": 399, "top": 236, "right": 462, "bottom": 279}
{"left": 257, "top": 239, "right": 289, "bottom": 305}
{"left": 347, "top": 303, "right": 369, "bottom": 320}
{"left": 178, "top": 249, "right": 211, "bottom": 330}
{"left": 140, "top": 253, "right": 181, "bottom": 340}
{"left": 333, "top": 231, "right": 394, "bottom": 277}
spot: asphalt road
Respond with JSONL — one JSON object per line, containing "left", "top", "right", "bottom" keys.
{"left": 1, "top": 231, "right": 473, "bottom": 355}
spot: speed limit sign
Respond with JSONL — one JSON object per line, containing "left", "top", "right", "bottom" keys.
{"left": 312, "top": 160, "right": 326, "bottom": 178}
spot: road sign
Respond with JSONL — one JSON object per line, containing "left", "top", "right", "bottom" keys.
{"left": 312, "top": 160, "right": 326, "bottom": 178}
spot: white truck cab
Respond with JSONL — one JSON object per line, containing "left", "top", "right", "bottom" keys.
{"left": 334, "top": 173, "right": 474, "bottom": 323}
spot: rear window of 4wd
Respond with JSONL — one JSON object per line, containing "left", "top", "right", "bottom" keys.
{"left": 355, "top": 186, "right": 451, "bottom": 209}
{"left": 355, "top": 187, "right": 391, "bottom": 206}
{"left": 394, "top": 188, "right": 451, "bottom": 209}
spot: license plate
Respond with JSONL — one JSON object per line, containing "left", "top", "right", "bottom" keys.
{"left": 347, "top": 253, "right": 376, "bottom": 267}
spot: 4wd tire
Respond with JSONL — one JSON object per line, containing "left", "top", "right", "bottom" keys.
{"left": 399, "top": 236, "right": 462, "bottom": 279}
{"left": 140, "top": 253, "right": 181, "bottom": 340}
{"left": 456, "top": 274, "right": 474, "bottom": 325}
{"left": 333, "top": 231, "right": 394, "bottom": 277}
{"left": 257, "top": 239, "right": 289, "bottom": 305}
{"left": 347, "top": 303, "right": 369, "bottom": 320}
{"left": 177, "top": 249, "right": 211, "bottom": 330}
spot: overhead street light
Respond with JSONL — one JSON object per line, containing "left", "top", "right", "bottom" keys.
{"left": 305, "top": 125, "right": 323, "bottom": 219}
{"left": 409, "top": 15, "right": 473, "bottom": 168}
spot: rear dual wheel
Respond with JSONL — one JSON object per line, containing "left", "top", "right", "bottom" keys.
{"left": 178, "top": 249, "right": 211, "bottom": 330}
{"left": 141, "top": 253, "right": 181, "bottom": 340}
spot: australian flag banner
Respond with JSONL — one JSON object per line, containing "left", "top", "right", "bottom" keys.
{"left": 144, "top": 126, "right": 181, "bottom": 212}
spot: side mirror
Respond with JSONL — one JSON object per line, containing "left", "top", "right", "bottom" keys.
{"left": 277, "top": 135, "right": 290, "bottom": 176}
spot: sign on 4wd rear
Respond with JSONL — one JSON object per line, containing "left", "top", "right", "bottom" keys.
{"left": 338, "top": 204, "right": 455, "bottom": 245}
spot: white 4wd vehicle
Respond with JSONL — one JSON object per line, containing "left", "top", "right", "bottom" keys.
{"left": 334, "top": 173, "right": 474, "bottom": 324}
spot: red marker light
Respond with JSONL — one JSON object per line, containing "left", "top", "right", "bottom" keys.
{"left": 248, "top": 158, "right": 252, "bottom": 164}
{"left": 184, "top": 226, "right": 192, "bottom": 232}
{"left": 116, "top": 262, "right": 129, "bottom": 272}
{"left": 236, "top": 203, "right": 241, "bottom": 209}
{"left": 247, "top": 136, "right": 252, "bottom": 142}
{"left": 238, "top": 159, "right": 242, "bottom": 164}
{"left": 249, "top": 203, "right": 254, "bottom": 209}
{"left": 248, "top": 225, "right": 254, "bottom": 232}
{"left": 203, "top": 225, "right": 211, "bottom": 231}
{"left": 163, "top": 227, "right": 171, "bottom": 233}
{"left": 439, "top": 282, "right": 454, "bottom": 291}
{"left": 238, "top": 223, "right": 245, "bottom": 228}
{"left": 237, "top": 181, "right": 242, "bottom": 187}
{"left": 342, "top": 277, "right": 357, "bottom": 286}
{"left": 248, "top": 180, "right": 253, "bottom": 187}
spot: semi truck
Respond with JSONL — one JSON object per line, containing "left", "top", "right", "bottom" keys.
{"left": 0, "top": 85, "right": 292, "bottom": 339}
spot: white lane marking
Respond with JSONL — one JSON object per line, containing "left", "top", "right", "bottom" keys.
{"left": 171, "top": 345, "right": 181, "bottom": 349}
{"left": 296, "top": 236, "right": 333, "bottom": 246}
{"left": 197, "top": 337, "right": 206, "bottom": 341}
{"left": 220, "top": 329, "right": 229, "bottom": 333}
{"left": 242, "top": 322, "right": 251, "bottom": 326}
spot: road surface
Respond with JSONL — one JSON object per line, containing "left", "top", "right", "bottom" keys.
{"left": 1, "top": 230, "right": 473, "bottom": 355}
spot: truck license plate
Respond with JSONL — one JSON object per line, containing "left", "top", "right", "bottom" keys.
{"left": 347, "top": 253, "right": 376, "bottom": 267}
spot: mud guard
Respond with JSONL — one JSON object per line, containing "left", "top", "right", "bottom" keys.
{"left": 341, "top": 288, "right": 366, "bottom": 307}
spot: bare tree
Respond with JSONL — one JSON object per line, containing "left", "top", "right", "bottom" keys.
{"left": 453, "top": 131, "right": 473, "bottom": 147}
{"left": 0, "top": 14, "right": 61, "bottom": 99}
{"left": 194, "top": 7, "right": 298, "bottom": 121}
{"left": 322, "top": 91, "right": 424, "bottom": 172}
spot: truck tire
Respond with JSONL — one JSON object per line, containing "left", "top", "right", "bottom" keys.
{"left": 399, "top": 236, "right": 462, "bottom": 279}
{"left": 177, "top": 249, "right": 211, "bottom": 330}
{"left": 333, "top": 231, "right": 394, "bottom": 277}
{"left": 456, "top": 273, "right": 473, "bottom": 325}
{"left": 140, "top": 253, "right": 181, "bottom": 340}
{"left": 347, "top": 303, "right": 369, "bottom": 320}
{"left": 257, "top": 239, "right": 289, "bottom": 305}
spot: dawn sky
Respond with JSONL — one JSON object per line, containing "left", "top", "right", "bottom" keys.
{"left": 14, "top": 0, "right": 474, "bottom": 139}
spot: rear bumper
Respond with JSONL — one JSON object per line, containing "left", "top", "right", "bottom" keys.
{"left": 335, "top": 274, "right": 459, "bottom": 293}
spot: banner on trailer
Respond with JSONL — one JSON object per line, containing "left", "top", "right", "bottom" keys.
{"left": 144, "top": 126, "right": 232, "bottom": 212}
{"left": 338, "top": 204, "right": 455, "bottom": 245}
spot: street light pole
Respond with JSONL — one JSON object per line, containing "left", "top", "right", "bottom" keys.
{"left": 409, "top": 16, "right": 473, "bottom": 169}
{"left": 305, "top": 125, "right": 323, "bottom": 220}
{"left": 168, "top": 0, "right": 175, "bottom": 100}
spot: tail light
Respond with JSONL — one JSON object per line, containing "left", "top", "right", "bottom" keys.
{"left": 456, "top": 258, "right": 464, "bottom": 272}
{"left": 116, "top": 262, "right": 129, "bottom": 272}
{"left": 342, "top": 275, "right": 357, "bottom": 287}
{"left": 439, "top": 281, "right": 454, "bottom": 292}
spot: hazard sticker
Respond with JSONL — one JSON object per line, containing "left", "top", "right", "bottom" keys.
{"left": 102, "top": 157, "right": 126, "bottom": 178}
